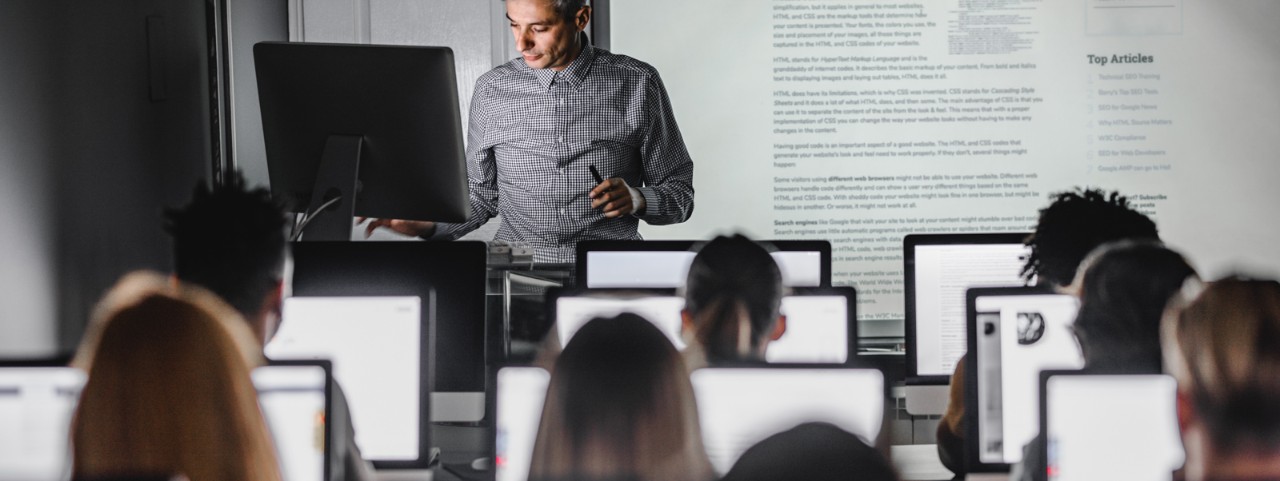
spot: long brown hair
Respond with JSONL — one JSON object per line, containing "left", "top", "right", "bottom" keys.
{"left": 71, "top": 272, "right": 281, "bottom": 481}
{"left": 529, "top": 314, "right": 713, "bottom": 481}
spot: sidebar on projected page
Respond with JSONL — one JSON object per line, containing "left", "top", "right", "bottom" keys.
{"left": 614, "top": 0, "right": 1280, "bottom": 324}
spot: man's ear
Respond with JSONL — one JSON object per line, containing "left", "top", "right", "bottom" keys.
{"left": 680, "top": 309, "right": 695, "bottom": 335}
{"left": 769, "top": 315, "right": 787, "bottom": 341}
{"left": 256, "top": 281, "right": 286, "bottom": 344}
{"left": 1176, "top": 389, "right": 1195, "bottom": 434}
{"left": 574, "top": 6, "right": 592, "bottom": 31}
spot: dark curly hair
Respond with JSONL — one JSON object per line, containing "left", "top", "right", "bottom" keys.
{"left": 1021, "top": 188, "right": 1159, "bottom": 287}
{"left": 164, "top": 172, "right": 288, "bottom": 321}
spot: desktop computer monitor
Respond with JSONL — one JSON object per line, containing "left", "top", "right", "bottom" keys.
{"left": 253, "top": 360, "right": 333, "bottom": 481}
{"left": 964, "top": 287, "right": 1083, "bottom": 472}
{"left": 547, "top": 287, "right": 858, "bottom": 363}
{"left": 254, "top": 42, "right": 469, "bottom": 240}
{"left": 1040, "top": 372, "right": 1183, "bottom": 481}
{"left": 0, "top": 361, "right": 84, "bottom": 481}
{"left": 904, "top": 233, "right": 1031, "bottom": 381}
{"left": 267, "top": 295, "right": 432, "bottom": 469}
{"left": 494, "top": 367, "right": 552, "bottom": 481}
{"left": 287, "top": 241, "right": 487, "bottom": 423}
{"left": 575, "top": 240, "right": 831, "bottom": 288}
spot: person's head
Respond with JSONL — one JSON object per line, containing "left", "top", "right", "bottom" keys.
{"left": 721, "top": 422, "right": 897, "bottom": 481}
{"left": 1022, "top": 188, "right": 1160, "bottom": 288}
{"left": 1163, "top": 278, "right": 1280, "bottom": 480}
{"left": 1070, "top": 241, "right": 1197, "bottom": 372}
{"left": 680, "top": 234, "right": 787, "bottom": 364}
{"left": 530, "top": 314, "right": 713, "bottom": 481}
{"left": 505, "top": 0, "right": 591, "bottom": 71}
{"left": 164, "top": 171, "right": 289, "bottom": 348}
{"left": 72, "top": 272, "right": 280, "bottom": 481}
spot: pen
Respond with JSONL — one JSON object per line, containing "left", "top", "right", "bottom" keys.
{"left": 589, "top": 165, "right": 605, "bottom": 185}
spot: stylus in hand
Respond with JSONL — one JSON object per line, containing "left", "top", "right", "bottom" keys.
{"left": 589, "top": 164, "right": 605, "bottom": 185}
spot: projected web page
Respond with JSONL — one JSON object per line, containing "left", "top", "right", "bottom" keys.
{"left": 585, "top": 251, "right": 823, "bottom": 288}
{"left": 254, "top": 365, "right": 327, "bottom": 481}
{"left": 556, "top": 295, "right": 849, "bottom": 362}
{"left": 268, "top": 296, "right": 420, "bottom": 461}
{"left": 0, "top": 367, "right": 84, "bottom": 481}
{"left": 495, "top": 367, "right": 550, "bottom": 481}
{"left": 691, "top": 368, "right": 884, "bottom": 475}
{"left": 614, "top": 0, "right": 1280, "bottom": 324}
{"left": 914, "top": 243, "right": 1029, "bottom": 376}
{"left": 974, "top": 294, "right": 1082, "bottom": 464}
{"left": 1046, "top": 375, "right": 1183, "bottom": 481}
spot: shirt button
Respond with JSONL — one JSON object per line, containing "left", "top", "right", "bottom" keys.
{"left": 557, "top": 136, "right": 565, "bottom": 143}
{"left": 559, "top": 98, "right": 565, "bottom": 106}
{"left": 559, "top": 208, "right": 566, "bottom": 215}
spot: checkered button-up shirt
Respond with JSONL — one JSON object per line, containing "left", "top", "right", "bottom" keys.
{"left": 432, "top": 39, "right": 695, "bottom": 262}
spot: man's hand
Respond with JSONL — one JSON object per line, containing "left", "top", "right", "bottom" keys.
{"left": 590, "top": 178, "right": 639, "bottom": 218}
{"left": 357, "top": 217, "right": 436, "bottom": 238}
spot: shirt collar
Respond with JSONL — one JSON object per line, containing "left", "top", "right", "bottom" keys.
{"left": 531, "top": 32, "right": 595, "bottom": 91}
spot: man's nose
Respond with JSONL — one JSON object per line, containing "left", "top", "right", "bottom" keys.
{"left": 515, "top": 30, "right": 532, "bottom": 52}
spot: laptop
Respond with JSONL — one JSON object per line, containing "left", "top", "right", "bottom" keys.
{"left": 254, "top": 360, "right": 333, "bottom": 481}
{"left": 964, "top": 287, "right": 1082, "bottom": 472}
{"left": 0, "top": 359, "right": 83, "bottom": 481}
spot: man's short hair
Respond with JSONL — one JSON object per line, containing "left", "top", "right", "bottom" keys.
{"left": 1021, "top": 188, "right": 1159, "bottom": 287}
{"left": 164, "top": 172, "right": 288, "bottom": 321}
{"left": 507, "top": 0, "right": 589, "bottom": 22}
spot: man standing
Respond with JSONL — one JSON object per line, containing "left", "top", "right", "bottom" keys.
{"left": 364, "top": 0, "right": 695, "bottom": 262}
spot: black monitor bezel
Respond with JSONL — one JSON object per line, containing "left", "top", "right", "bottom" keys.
{"left": 963, "top": 285, "right": 1071, "bottom": 473}
{"left": 903, "top": 232, "right": 1031, "bottom": 383}
{"left": 573, "top": 239, "right": 833, "bottom": 288}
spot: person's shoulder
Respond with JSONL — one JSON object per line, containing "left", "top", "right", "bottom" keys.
{"left": 591, "top": 48, "right": 662, "bottom": 83}
{"left": 475, "top": 58, "right": 531, "bottom": 92}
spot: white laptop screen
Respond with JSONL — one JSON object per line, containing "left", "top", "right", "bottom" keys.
{"left": 0, "top": 367, "right": 84, "bottom": 481}
{"left": 495, "top": 367, "right": 551, "bottom": 481}
{"left": 585, "top": 251, "right": 823, "bottom": 288}
{"left": 1046, "top": 374, "right": 1183, "bottom": 481}
{"left": 254, "top": 364, "right": 328, "bottom": 481}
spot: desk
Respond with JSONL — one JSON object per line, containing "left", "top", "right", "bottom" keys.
{"left": 891, "top": 444, "right": 956, "bottom": 481}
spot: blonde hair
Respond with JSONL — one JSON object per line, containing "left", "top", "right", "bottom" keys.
{"left": 1163, "top": 277, "right": 1280, "bottom": 450}
{"left": 71, "top": 272, "right": 281, "bottom": 481}
{"left": 529, "top": 314, "right": 713, "bottom": 481}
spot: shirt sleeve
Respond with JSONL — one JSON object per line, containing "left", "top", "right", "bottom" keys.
{"left": 632, "top": 69, "right": 694, "bottom": 225}
{"left": 431, "top": 78, "right": 501, "bottom": 240}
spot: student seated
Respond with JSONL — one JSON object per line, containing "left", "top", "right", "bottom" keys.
{"left": 529, "top": 313, "right": 714, "bottom": 481}
{"left": 1012, "top": 240, "right": 1197, "bottom": 481}
{"left": 721, "top": 422, "right": 898, "bottom": 481}
{"left": 679, "top": 234, "right": 787, "bottom": 369}
{"left": 936, "top": 188, "right": 1162, "bottom": 474}
{"left": 163, "top": 172, "right": 372, "bottom": 481}
{"left": 1163, "top": 278, "right": 1280, "bottom": 481}
{"left": 71, "top": 272, "right": 281, "bottom": 481}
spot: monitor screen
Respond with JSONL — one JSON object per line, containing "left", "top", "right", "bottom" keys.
{"left": 267, "top": 296, "right": 422, "bottom": 464}
{"left": 578, "top": 240, "right": 830, "bottom": 288}
{"left": 495, "top": 367, "right": 551, "bottom": 481}
{"left": 0, "top": 366, "right": 84, "bottom": 481}
{"left": 552, "top": 290, "right": 854, "bottom": 363}
{"left": 968, "top": 290, "right": 1083, "bottom": 467}
{"left": 1044, "top": 374, "right": 1183, "bottom": 481}
{"left": 690, "top": 368, "right": 885, "bottom": 475}
{"left": 907, "top": 234, "right": 1031, "bottom": 378}
{"left": 254, "top": 363, "right": 329, "bottom": 481}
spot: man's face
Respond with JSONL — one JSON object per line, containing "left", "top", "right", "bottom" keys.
{"left": 506, "top": 0, "right": 588, "bottom": 71}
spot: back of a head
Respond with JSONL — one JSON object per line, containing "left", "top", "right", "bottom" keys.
{"left": 1164, "top": 278, "right": 1280, "bottom": 453}
{"left": 530, "top": 314, "right": 712, "bottom": 481}
{"left": 1022, "top": 188, "right": 1160, "bottom": 287}
{"left": 683, "top": 234, "right": 783, "bottom": 362}
{"left": 1071, "top": 241, "right": 1196, "bottom": 372}
{"left": 72, "top": 274, "right": 281, "bottom": 481}
{"left": 721, "top": 422, "right": 897, "bottom": 481}
{"left": 164, "top": 172, "right": 287, "bottom": 323}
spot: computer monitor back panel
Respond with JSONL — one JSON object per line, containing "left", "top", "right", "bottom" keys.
{"left": 965, "top": 288, "right": 1082, "bottom": 471}
{"left": 905, "top": 233, "right": 1031, "bottom": 380}
{"left": 0, "top": 366, "right": 84, "bottom": 481}
{"left": 289, "top": 241, "right": 485, "bottom": 422}
{"left": 269, "top": 296, "right": 425, "bottom": 466}
{"left": 254, "top": 362, "right": 331, "bottom": 481}
{"left": 1043, "top": 373, "right": 1183, "bottom": 481}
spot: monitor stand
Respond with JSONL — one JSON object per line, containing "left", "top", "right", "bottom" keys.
{"left": 298, "top": 135, "right": 362, "bottom": 241}
{"left": 431, "top": 392, "right": 486, "bottom": 423}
